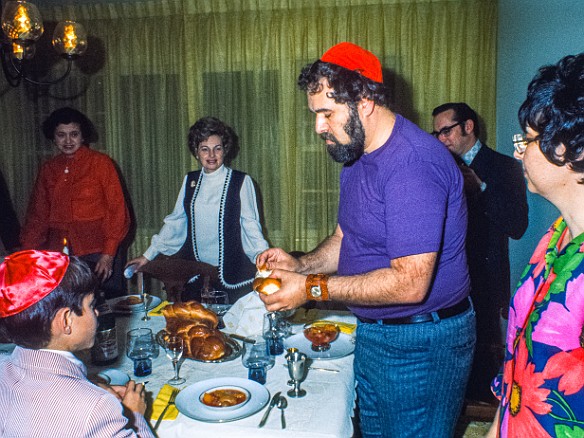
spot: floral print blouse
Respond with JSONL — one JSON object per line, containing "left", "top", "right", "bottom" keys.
{"left": 492, "top": 217, "right": 584, "bottom": 437}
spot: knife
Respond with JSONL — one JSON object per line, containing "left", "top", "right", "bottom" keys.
{"left": 228, "top": 333, "right": 256, "bottom": 344}
{"left": 258, "top": 391, "right": 281, "bottom": 427}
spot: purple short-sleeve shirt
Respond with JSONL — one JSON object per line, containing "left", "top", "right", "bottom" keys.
{"left": 339, "top": 115, "right": 470, "bottom": 319}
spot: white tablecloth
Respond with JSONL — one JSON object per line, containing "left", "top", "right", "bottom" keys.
{"left": 83, "top": 307, "right": 357, "bottom": 438}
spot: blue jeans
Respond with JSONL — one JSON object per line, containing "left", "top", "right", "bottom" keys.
{"left": 355, "top": 304, "right": 476, "bottom": 438}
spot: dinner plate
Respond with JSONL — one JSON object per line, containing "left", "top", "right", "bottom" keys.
{"left": 108, "top": 295, "right": 162, "bottom": 314}
{"left": 284, "top": 332, "right": 355, "bottom": 360}
{"left": 175, "top": 377, "right": 270, "bottom": 423}
{"left": 97, "top": 369, "right": 130, "bottom": 386}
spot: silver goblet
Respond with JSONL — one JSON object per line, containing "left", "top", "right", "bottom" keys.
{"left": 286, "top": 348, "right": 307, "bottom": 398}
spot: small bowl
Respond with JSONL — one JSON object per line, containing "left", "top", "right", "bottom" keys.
{"left": 200, "top": 386, "right": 250, "bottom": 410}
{"left": 303, "top": 323, "right": 340, "bottom": 352}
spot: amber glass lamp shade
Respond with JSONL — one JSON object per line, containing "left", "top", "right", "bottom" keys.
{"left": 52, "top": 21, "right": 87, "bottom": 59}
{"left": 1, "top": 1, "right": 44, "bottom": 43}
{"left": 11, "top": 41, "right": 35, "bottom": 60}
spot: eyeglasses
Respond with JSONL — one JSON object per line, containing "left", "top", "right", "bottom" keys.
{"left": 197, "top": 145, "right": 225, "bottom": 155}
{"left": 512, "top": 133, "right": 539, "bottom": 154}
{"left": 431, "top": 121, "right": 464, "bottom": 138}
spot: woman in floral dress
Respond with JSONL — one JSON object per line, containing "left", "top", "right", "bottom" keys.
{"left": 487, "top": 53, "right": 584, "bottom": 437}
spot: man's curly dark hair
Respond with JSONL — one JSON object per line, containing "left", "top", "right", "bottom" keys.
{"left": 298, "top": 60, "right": 391, "bottom": 109}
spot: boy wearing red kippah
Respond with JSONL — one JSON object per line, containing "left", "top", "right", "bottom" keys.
{"left": 0, "top": 250, "right": 154, "bottom": 437}
{"left": 257, "top": 42, "right": 475, "bottom": 437}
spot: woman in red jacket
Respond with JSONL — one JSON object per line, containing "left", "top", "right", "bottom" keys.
{"left": 21, "top": 107, "right": 130, "bottom": 298}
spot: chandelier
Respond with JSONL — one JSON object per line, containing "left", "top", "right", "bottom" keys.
{"left": 0, "top": 0, "right": 87, "bottom": 87}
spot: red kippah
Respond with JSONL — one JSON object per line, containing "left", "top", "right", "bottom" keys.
{"left": 321, "top": 42, "right": 383, "bottom": 83}
{"left": 0, "top": 250, "right": 69, "bottom": 317}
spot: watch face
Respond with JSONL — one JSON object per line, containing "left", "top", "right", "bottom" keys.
{"left": 311, "top": 285, "right": 322, "bottom": 298}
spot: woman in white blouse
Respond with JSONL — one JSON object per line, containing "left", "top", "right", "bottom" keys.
{"left": 127, "top": 117, "right": 269, "bottom": 302}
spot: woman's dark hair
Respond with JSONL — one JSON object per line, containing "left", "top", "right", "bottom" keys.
{"left": 187, "top": 116, "right": 239, "bottom": 165}
{"left": 518, "top": 53, "right": 584, "bottom": 178}
{"left": 42, "top": 107, "right": 98, "bottom": 144}
{"left": 0, "top": 257, "right": 97, "bottom": 349}
{"left": 298, "top": 60, "right": 391, "bottom": 108}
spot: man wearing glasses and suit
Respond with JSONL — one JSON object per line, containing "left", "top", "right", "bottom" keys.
{"left": 432, "top": 102, "right": 529, "bottom": 404}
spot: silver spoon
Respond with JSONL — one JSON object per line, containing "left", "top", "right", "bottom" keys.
{"left": 277, "top": 396, "right": 287, "bottom": 429}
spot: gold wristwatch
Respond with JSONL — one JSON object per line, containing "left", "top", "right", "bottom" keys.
{"left": 305, "top": 273, "right": 330, "bottom": 301}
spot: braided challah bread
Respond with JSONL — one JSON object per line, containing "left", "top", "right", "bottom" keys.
{"left": 161, "top": 301, "right": 229, "bottom": 361}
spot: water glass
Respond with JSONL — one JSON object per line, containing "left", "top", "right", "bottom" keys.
{"left": 262, "top": 312, "right": 290, "bottom": 356}
{"left": 201, "top": 290, "right": 230, "bottom": 329}
{"left": 241, "top": 336, "right": 275, "bottom": 385}
{"left": 126, "top": 328, "right": 156, "bottom": 377}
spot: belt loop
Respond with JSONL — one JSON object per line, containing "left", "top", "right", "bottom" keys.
{"left": 431, "top": 311, "right": 441, "bottom": 323}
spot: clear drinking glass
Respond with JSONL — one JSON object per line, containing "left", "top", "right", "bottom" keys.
{"left": 165, "top": 335, "right": 186, "bottom": 385}
{"left": 137, "top": 272, "right": 150, "bottom": 321}
{"left": 241, "top": 336, "right": 275, "bottom": 385}
{"left": 126, "top": 328, "right": 156, "bottom": 377}
{"left": 201, "top": 290, "right": 230, "bottom": 328}
{"left": 262, "top": 312, "right": 290, "bottom": 355}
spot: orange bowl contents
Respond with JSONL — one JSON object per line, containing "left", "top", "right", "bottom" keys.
{"left": 119, "top": 295, "right": 144, "bottom": 306}
{"left": 200, "top": 387, "right": 248, "bottom": 408}
{"left": 304, "top": 323, "right": 340, "bottom": 351}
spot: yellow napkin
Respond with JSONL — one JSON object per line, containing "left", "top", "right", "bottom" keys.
{"left": 312, "top": 320, "right": 356, "bottom": 335}
{"left": 150, "top": 384, "right": 180, "bottom": 421}
{"left": 148, "top": 300, "right": 170, "bottom": 316}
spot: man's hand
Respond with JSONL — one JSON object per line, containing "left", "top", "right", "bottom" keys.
{"left": 95, "top": 254, "right": 114, "bottom": 282}
{"left": 459, "top": 165, "right": 483, "bottom": 195}
{"left": 258, "top": 268, "right": 308, "bottom": 311}
{"left": 256, "top": 248, "right": 301, "bottom": 272}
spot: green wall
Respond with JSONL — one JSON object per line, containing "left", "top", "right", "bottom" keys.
{"left": 497, "top": 0, "right": 584, "bottom": 288}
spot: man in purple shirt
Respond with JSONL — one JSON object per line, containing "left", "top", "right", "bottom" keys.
{"left": 257, "top": 42, "right": 475, "bottom": 437}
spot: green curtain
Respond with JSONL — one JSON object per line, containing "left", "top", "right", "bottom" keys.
{"left": 0, "top": 0, "right": 497, "bottom": 259}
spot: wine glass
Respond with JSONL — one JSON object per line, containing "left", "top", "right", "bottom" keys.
{"left": 126, "top": 328, "right": 156, "bottom": 377}
{"left": 165, "top": 335, "right": 186, "bottom": 385}
{"left": 201, "top": 290, "right": 230, "bottom": 329}
{"left": 137, "top": 272, "right": 150, "bottom": 321}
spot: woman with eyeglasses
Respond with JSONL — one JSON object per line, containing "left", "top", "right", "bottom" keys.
{"left": 127, "top": 117, "right": 269, "bottom": 303}
{"left": 487, "top": 54, "right": 584, "bottom": 436}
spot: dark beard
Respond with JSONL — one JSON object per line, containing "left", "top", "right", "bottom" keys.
{"left": 321, "top": 105, "right": 366, "bottom": 164}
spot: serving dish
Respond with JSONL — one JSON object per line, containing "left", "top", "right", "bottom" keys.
{"left": 155, "top": 329, "right": 242, "bottom": 363}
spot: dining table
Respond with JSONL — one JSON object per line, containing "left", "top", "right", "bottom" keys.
{"left": 81, "top": 297, "right": 358, "bottom": 438}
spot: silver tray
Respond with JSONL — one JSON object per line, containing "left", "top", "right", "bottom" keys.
{"left": 156, "top": 329, "right": 241, "bottom": 363}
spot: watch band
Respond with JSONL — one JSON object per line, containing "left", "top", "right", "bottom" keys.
{"left": 305, "top": 273, "right": 330, "bottom": 301}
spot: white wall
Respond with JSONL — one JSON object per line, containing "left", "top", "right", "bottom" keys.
{"left": 497, "top": 0, "right": 584, "bottom": 288}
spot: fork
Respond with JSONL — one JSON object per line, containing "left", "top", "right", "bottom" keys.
{"left": 154, "top": 387, "right": 179, "bottom": 431}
